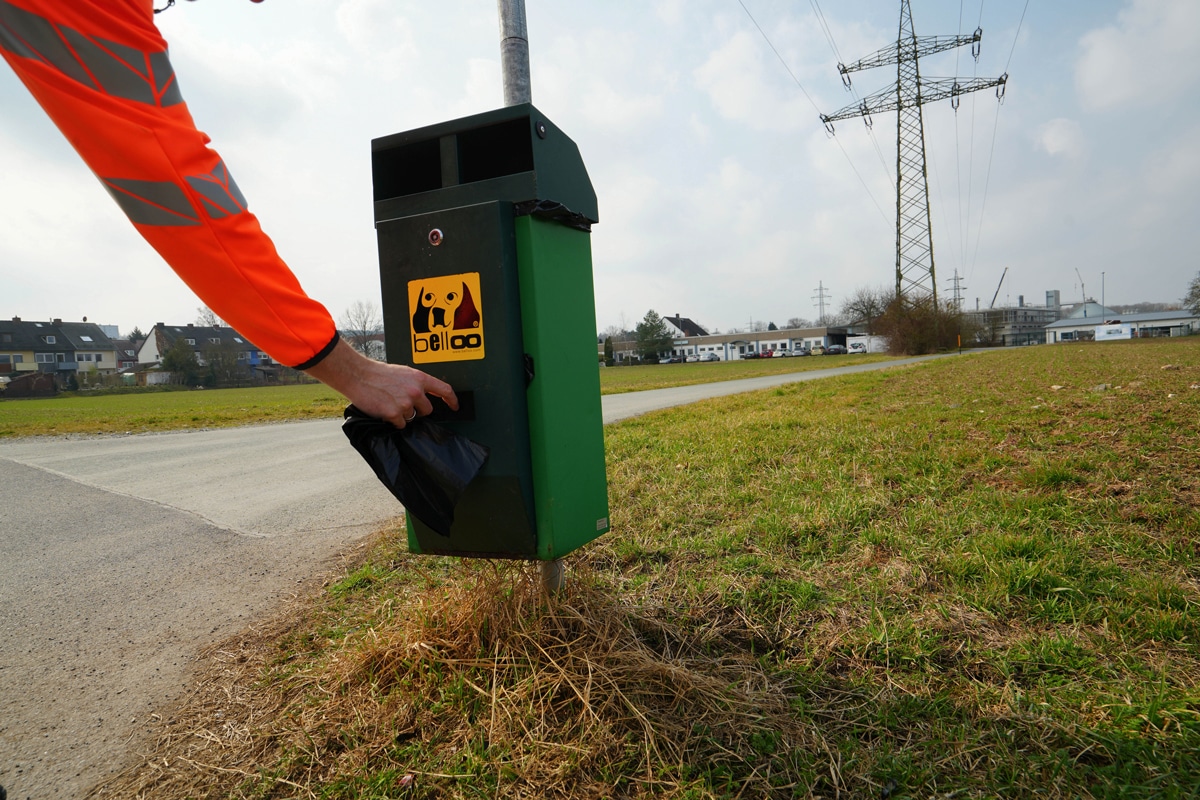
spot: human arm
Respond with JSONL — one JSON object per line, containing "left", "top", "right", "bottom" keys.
{"left": 1, "top": 1, "right": 457, "bottom": 424}
{"left": 303, "top": 338, "right": 458, "bottom": 429}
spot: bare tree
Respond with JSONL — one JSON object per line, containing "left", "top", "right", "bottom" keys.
{"left": 1183, "top": 272, "right": 1200, "bottom": 315}
{"left": 840, "top": 286, "right": 892, "bottom": 334}
{"left": 340, "top": 301, "right": 384, "bottom": 360}
{"left": 196, "top": 306, "right": 224, "bottom": 327}
{"left": 600, "top": 323, "right": 629, "bottom": 341}
{"left": 787, "top": 317, "right": 812, "bottom": 329}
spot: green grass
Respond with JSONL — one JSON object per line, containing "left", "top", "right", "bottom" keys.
{"left": 598, "top": 353, "right": 893, "bottom": 394}
{"left": 0, "top": 355, "right": 892, "bottom": 437}
{"left": 69, "top": 337, "right": 1200, "bottom": 798}
{"left": 0, "top": 382, "right": 346, "bottom": 437}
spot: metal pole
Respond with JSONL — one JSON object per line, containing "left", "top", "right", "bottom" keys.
{"left": 498, "top": 0, "right": 562, "bottom": 591}
{"left": 498, "top": 0, "right": 532, "bottom": 106}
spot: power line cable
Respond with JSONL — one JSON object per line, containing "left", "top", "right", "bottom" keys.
{"left": 809, "top": 0, "right": 843, "bottom": 65}
{"left": 806, "top": 0, "right": 895, "bottom": 192}
{"left": 737, "top": 0, "right": 821, "bottom": 114}
{"left": 970, "top": 0, "right": 1029, "bottom": 280}
{"left": 963, "top": 0, "right": 1027, "bottom": 287}
{"left": 736, "top": 0, "right": 892, "bottom": 226}
{"left": 969, "top": 102, "right": 1003, "bottom": 280}
{"left": 1005, "top": 0, "right": 1030, "bottom": 71}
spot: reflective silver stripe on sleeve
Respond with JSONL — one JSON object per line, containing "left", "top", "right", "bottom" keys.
{"left": 187, "top": 161, "right": 248, "bottom": 219}
{"left": 0, "top": 0, "right": 183, "bottom": 107}
{"left": 148, "top": 49, "right": 182, "bottom": 106}
{"left": 101, "top": 177, "right": 200, "bottom": 227}
{"left": 0, "top": 0, "right": 99, "bottom": 90}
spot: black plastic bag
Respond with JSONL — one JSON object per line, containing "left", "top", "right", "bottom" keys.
{"left": 342, "top": 405, "right": 489, "bottom": 537}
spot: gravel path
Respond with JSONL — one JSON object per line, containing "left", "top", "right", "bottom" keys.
{"left": 0, "top": 420, "right": 396, "bottom": 800}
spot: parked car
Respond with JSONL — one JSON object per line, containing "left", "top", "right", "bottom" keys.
{"left": 772, "top": 349, "right": 790, "bottom": 357}
{"left": 741, "top": 351, "right": 761, "bottom": 359}
{"left": 849, "top": 342, "right": 868, "bottom": 354}
{"left": 809, "top": 344, "right": 826, "bottom": 355}
{"left": 825, "top": 344, "right": 848, "bottom": 355}
{"left": 662, "top": 355, "right": 683, "bottom": 363}
{"left": 794, "top": 347, "right": 810, "bottom": 356}
{"left": 685, "top": 354, "right": 700, "bottom": 363}
{"left": 700, "top": 353, "right": 720, "bottom": 362}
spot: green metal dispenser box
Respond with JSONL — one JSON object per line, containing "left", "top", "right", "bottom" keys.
{"left": 371, "top": 104, "right": 609, "bottom": 561}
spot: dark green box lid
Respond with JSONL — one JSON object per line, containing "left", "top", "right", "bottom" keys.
{"left": 372, "top": 104, "right": 597, "bottom": 226}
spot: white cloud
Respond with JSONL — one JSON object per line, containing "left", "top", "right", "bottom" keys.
{"left": 1036, "top": 118, "right": 1085, "bottom": 158}
{"left": 335, "top": 0, "right": 420, "bottom": 75}
{"left": 693, "top": 30, "right": 810, "bottom": 132}
{"left": 1076, "top": 0, "right": 1200, "bottom": 112}
{"left": 654, "top": 0, "right": 686, "bottom": 27}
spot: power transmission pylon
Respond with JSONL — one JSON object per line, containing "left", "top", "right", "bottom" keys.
{"left": 821, "top": 0, "right": 1007, "bottom": 310}
{"left": 813, "top": 281, "right": 831, "bottom": 324}
{"left": 950, "top": 269, "right": 965, "bottom": 311}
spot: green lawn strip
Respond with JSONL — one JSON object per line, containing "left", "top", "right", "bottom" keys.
{"left": 598, "top": 353, "right": 893, "bottom": 395}
{"left": 89, "top": 337, "right": 1200, "bottom": 798}
{"left": 0, "top": 356, "right": 891, "bottom": 437}
{"left": 0, "top": 383, "right": 346, "bottom": 437}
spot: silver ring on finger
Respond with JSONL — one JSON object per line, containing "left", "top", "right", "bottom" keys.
{"left": 405, "top": 410, "right": 417, "bottom": 422}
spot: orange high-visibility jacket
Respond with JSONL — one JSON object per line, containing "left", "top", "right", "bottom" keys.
{"left": 0, "top": 0, "right": 338, "bottom": 369}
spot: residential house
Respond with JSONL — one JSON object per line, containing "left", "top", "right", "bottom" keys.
{"left": 0, "top": 317, "right": 119, "bottom": 382}
{"left": 109, "top": 338, "right": 141, "bottom": 372}
{"left": 138, "top": 322, "right": 276, "bottom": 382}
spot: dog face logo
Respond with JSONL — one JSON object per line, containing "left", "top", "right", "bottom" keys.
{"left": 408, "top": 272, "right": 485, "bottom": 364}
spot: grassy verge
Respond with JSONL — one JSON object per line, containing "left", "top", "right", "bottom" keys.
{"left": 0, "top": 355, "right": 895, "bottom": 439}
{"left": 598, "top": 353, "right": 893, "bottom": 395}
{"left": 0, "top": 383, "right": 346, "bottom": 438}
{"left": 98, "top": 338, "right": 1200, "bottom": 799}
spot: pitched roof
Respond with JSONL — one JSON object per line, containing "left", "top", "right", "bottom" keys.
{"left": 153, "top": 323, "right": 263, "bottom": 352}
{"left": 664, "top": 314, "right": 709, "bottom": 338}
{"left": 54, "top": 321, "right": 117, "bottom": 350}
{"left": 0, "top": 318, "right": 115, "bottom": 351}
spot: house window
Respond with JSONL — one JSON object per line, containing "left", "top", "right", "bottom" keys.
{"left": 12, "top": 355, "right": 22, "bottom": 363}
{"left": 209, "top": 337, "right": 221, "bottom": 344}
{"left": 35, "top": 353, "right": 55, "bottom": 363}
{"left": 185, "top": 338, "right": 196, "bottom": 345}
{"left": 0, "top": 355, "right": 9, "bottom": 364}
{"left": 80, "top": 335, "right": 93, "bottom": 342}
{"left": 234, "top": 337, "right": 244, "bottom": 344}
{"left": 78, "top": 353, "right": 92, "bottom": 362}
{"left": 238, "top": 352, "right": 247, "bottom": 361}
{"left": 41, "top": 335, "right": 56, "bottom": 344}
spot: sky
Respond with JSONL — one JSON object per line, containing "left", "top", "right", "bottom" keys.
{"left": 1, "top": 0, "right": 1197, "bottom": 339}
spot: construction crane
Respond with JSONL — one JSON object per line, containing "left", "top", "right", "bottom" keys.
{"left": 989, "top": 267, "right": 1008, "bottom": 309}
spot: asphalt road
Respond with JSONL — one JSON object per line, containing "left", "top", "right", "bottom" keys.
{"left": 0, "top": 353, "right": 953, "bottom": 799}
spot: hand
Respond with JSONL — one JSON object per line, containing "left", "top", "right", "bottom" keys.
{"left": 303, "top": 338, "right": 458, "bottom": 428}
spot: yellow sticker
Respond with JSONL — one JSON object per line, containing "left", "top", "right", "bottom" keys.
{"left": 408, "top": 272, "right": 485, "bottom": 364}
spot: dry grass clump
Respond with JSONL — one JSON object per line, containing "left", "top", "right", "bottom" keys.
{"left": 98, "top": 535, "right": 815, "bottom": 799}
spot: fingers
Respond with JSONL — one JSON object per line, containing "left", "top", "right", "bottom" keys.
{"left": 423, "top": 374, "right": 459, "bottom": 411}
